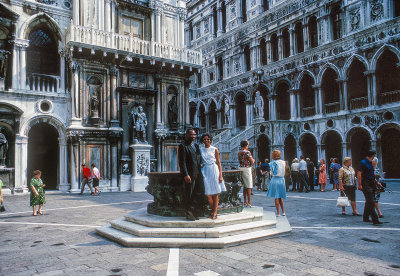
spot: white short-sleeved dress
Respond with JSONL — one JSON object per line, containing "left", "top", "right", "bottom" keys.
{"left": 200, "top": 146, "right": 226, "bottom": 195}
{"left": 267, "top": 159, "right": 287, "bottom": 199}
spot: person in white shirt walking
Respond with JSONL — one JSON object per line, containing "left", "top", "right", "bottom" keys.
{"left": 91, "top": 164, "right": 101, "bottom": 196}
{"left": 298, "top": 156, "right": 310, "bottom": 193}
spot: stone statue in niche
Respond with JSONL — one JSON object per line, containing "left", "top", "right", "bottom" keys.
{"left": 224, "top": 98, "right": 231, "bottom": 125}
{"left": 130, "top": 105, "right": 148, "bottom": 143}
{"left": 168, "top": 95, "right": 178, "bottom": 126}
{"left": 90, "top": 89, "right": 100, "bottom": 119}
{"left": 0, "top": 127, "right": 8, "bottom": 167}
{"left": 254, "top": 91, "right": 264, "bottom": 118}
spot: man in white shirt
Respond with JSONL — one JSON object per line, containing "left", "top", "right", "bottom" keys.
{"left": 91, "top": 164, "right": 101, "bottom": 196}
{"left": 291, "top": 159, "right": 299, "bottom": 191}
{"left": 298, "top": 156, "right": 310, "bottom": 193}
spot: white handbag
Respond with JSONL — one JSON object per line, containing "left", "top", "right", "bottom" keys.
{"left": 336, "top": 192, "right": 350, "bottom": 207}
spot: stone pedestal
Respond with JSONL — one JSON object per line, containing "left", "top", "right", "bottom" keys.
{"left": 120, "top": 174, "right": 132, "bottom": 192}
{"left": 130, "top": 143, "right": 152, "bottom": 192}
{"left": 0, "top": 167, "right": 15, "bottom": 194}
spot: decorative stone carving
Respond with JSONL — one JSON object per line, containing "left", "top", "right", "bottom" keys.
{"left": 87, "top": 76, "right": 102, "bottom": 120}
{"left": 130, "top": 105, "right": 148, "bottom": 143}
{"left": 136, "top": 153, "right": 149, "bottom": 176}
{"left": 369, "top": 0, "right": 384, "bottom": 22}
{"left": 0, "top": 127, "right": 8, "bottom": 167}
{"left": 254, "top": 91, "right": 264, "bottom": 118}
{"left": 224, "top": 97, "right": 231, "bottom": 125}
{"left": 146, "top": 170, "right": 243, "bottom": 217}
{"left": 204, "top": 21, "right": 209, "bottom": 33}
{"left": 365, "top": 114, "right": 381, "bottom": 130}
{"left": 350, "top": 8, "right": 360, "bottom": 31}
{"left": 168, "top": 95, "right": 178, "bottom": 126}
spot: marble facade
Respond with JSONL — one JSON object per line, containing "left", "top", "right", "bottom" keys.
{"left": 186, "top": 0, "right": 400, "bottom": 178}
{"left": 0, "top": 0, "right": 201, "bottom": 193}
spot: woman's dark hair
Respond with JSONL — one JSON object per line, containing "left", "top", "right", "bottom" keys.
{"left": 33, "top": 170, "right": 41, "bottom": 176}
{"left": 366, "top": 150, "right": 376, "bottom": 157}
{"left": 240, "top": 140, "right": 249, "bottom": 148}
{"left": 201, "top": 133, "right": 213, "bottom": 142}
{"left": 334, "top": 158, "right": 339, "bottom": 163}
{"left": 91, "top": 163, "right": 96, "bottom": 167}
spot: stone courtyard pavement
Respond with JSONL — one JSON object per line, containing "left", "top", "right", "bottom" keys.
{"left": 1, "top": 183, "right": 400, "bottom": 276}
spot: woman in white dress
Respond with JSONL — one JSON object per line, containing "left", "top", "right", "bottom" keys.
{"left": 200, "top": 134, "right": 226, "bottom": 219}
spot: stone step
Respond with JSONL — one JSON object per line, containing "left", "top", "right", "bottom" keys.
{"left": 124, "top": 207, "right": 264, "bottom": 228}
{"left": 96, "top": 215, "right": 291, "bottom": 249}
{"left": 110, "top": 217, "right": 276, "bottom": 238}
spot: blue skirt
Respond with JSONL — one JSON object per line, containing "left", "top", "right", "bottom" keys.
{"left": 267, "top": 176, "right": 287, "bottom": 199}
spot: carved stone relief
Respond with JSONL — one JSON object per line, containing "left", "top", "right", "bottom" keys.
{"left": 349, "top": 8, "right": 360, "bottom": 31}
{"left": 136, "top": 153, "right": 150, "bottom": 176}
{"left": 369, "top": 0, "right": 384, "bottom": 22}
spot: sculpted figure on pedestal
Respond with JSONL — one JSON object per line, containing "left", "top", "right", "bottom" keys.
{"left": 131, "top": 105, "right": 148, "bottom": 143}
{"left": 168, "top": 95, "right": 178, "bottom": 126}
{"left": 0, "top": 127, "right": 8, "bottom": 167}
{"left": 254, "top": 91, "right": 264, "bottom": 118}
{"left": 224, "top": 98, "right": 231, "bottom": 125}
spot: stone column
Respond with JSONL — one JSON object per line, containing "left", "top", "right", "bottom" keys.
{"left": 69, "top": 139, "right": 80, "bottom": 193}
{"left": 342, "top": 79, "right": 348, "bottom": 111}
{"left": 105, "top": 0, "right": 112, "bottom": 32}
{"left": 316, "top": 15, "right": 323, "bottom": 45}
{"left": 179, "top": 11, "right": 185, "bottom": 48}
{"left": 59, "top": 50, "right": 66, "bottom": 93}
{"left": 14, "top": 135, "right": 29, "bottom": 194}
{"left": 266, "top": 37, "right": 272, "bottom": 64}
{"left": 110, "top": 66, "right": 119, "bottom": 127}
{"left": 289, "top": 25, "right": 295, "bottom": 56}
{"left": 70, "top": 62, "right": 80, "bottom": 121}
{"left": 314, "top": 85, "right": 323, "bottom": 114}
{"left": 230, "top": 104, "right": 236, "bottom": 128}
{"left": 336, "top": 78, "right": 343, "bottom": 111}
{"left": 277, "top": 31, "right": 283, "bottom": 60}
{"left": 289, "top": 89, "right": 297, "bottom": 120}
{"left": 364, "top": 70, "right": 372, "bottom": 106}
{"left": 313, "top": 85, "right": 319, "bottom": 114}
{"left": 155, "top": 9, "right": 162, "bottom": 43}
{"left": 184, "top": 79, "right": 191, "bottom": 125}
{"left": 12, "top": 45, "right": 19, "bottom": 90}
{"left": 317, "top": 144, "right": 322, "bottom": 162}
{"left": 296, "top": 91, "right": 301, "bottom": 117}
{"left": 58, "top": 138, "right": 69, "bottom": 192}
{"left": 371, "top": 72, "right": 377, "bottom": 106}
{"left": 217, "top": 2, "right": 223, "bottom": 36}
{"left": 155, "top": 74, "right": 163, "bottom": 128}
{"left": 245, "top": 100, "right": 252, "bottom": 126}
{"left": 342, "top": 143, "right": 347, "bottom": 161}
{"left": 19, "top": 46, "right": 27, "bottom": 90}
{"left": 303, "top": 22, "right": 309, "bottom": 51}
{"left": 110, "top": 139, "right": 118, "bottom": 191}
{"left": 250, "top": 40, "right": 260, "bottom": 69}
{"left": 269, "top": 94, "right": 277, "bottom": 121}
{"left": 73, "top": 0, "right": 80, "bottom": 25}
{"left": 217, "top": 108, "right": 222, "bottom": 129}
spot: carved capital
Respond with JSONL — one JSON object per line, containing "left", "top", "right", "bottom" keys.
{"left": 110, "top": 66, "right": 119, "bottom": 76}
{"left": 13, "top": 38, "right": 29, "bottom": 48}
{"left": 70, "top": 61, "right": 81, "bottom": 72}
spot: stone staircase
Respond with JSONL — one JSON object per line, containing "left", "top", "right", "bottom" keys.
{"left": 96, "top": 207, "right": 291, "bottom": 248}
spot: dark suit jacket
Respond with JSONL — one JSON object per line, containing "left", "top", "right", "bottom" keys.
{"left": 178, "top": 141, "right": 202, "bottom": 179}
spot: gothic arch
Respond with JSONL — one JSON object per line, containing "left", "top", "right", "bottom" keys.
{"left": 233, "top": 90, "right": 248, "bottom": 101}
{"left": 273, "top": 79, "right": 292, "bottom": 92}
{"left": 20, "top": 114, "right": 66, "bottom": 139}
{"left": 343, "top": 54, "right": 370, "bottom": 76}
{"left": 317, "top": 63, "right": 341, "bottom": 85}
{"left": 299, "top": 131, "right": 319, "bottom": 145}
{"left": 206, "top": 97, "right": 218, "bottom": 110}
{"left": 294, "top": 70, "right": 316, "bottom": 90}
{"left": 345, "top": 126, "right": 374, "bottom": 142}
{"left": 371, "top": 44, "right": 400, "bottom": 71}
{"left": 218, "top": 95, "right": 232, "bottom": 109}
{"left": 375, "top": 122, "right": 400, "bottom": 137}
{"left": 320, "top": 129, "right": 343, "bottom": 145}
{"left": 20, "top": 13, "right": 62, "bottom": 42}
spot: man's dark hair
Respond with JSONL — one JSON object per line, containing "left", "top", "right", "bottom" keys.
{"left": 91, "top": 163, "right": 96, "bottom": 167}
{"left": 300, "top": 156, "right": 304, "bottom": 159}
{"left": 240, "top": 140, "right": 249, "bottom": 148}
{"left": 201, "top": 133, "right": 213, "bottom": 142}
{"left": 334, "top": 158, "right": 339, "bottom": 163}
{"left": 185, "top": 128, "right": 196, "bottom": 134}
{"left": 366, "top": 150, "right": 376, "bottom": 157}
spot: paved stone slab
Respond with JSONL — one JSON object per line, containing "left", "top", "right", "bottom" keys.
{"left": 220, "top": 251, "right": 250, "bottom": 260}
{"left": 194, "top": 270, "right": 221, "bottom": 276}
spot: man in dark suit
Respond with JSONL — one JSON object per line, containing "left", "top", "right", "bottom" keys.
{"left": 178, "top": 129, "right": 204, "bottom": 221}
{"left": 306, "top": 158, "right": 315, "bottom": 191}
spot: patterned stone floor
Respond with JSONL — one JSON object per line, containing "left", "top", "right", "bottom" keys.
{"left": 0, "top": 182, "right": 399, "bottom": 276}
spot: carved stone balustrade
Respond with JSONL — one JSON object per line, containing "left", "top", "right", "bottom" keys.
{"left": 146, "top": 170, "right": 243, "bottom": 217}
{"left": 66, "top": 24, "right": 202, "bottom": 67}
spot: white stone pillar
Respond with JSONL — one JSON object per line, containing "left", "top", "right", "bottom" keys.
{"left": 230, "top": 104, "right": 236, "bottom": 128}
{"left": 342, "top": 79, "right": 348, "bottom": 111}
{"left": 111, "top": 142, "right": 118, "bottom": 191}
{"left": 289, "top": 90, "right": 296, "bottom": 120}
{"left": 12, "top": 45, "right": 19, "bottom": 90}
{"left": 70, "top": 140, "right": 80, "bottom": 193}
{"left": 317, "top": 85, "right": 323, "bottom": 114}
{"left": 317, "top": 144, "right": 322, "bottom": 162}
{"left": 19, "top": 46, "right": 27, "bottom": 90}
{"left": 371, "top": 73, "right": 377, "bottom": 106}
{"left": 277, "top": 32, "right": 283, "bottom": 60}
{"left": 179, "top": 12, "right": 185, "bottom": 48}
{"left": 269, "top": 95, "right": 276, "bottom": 121}
{"left": 289, "top": 26, "right": 295, "bottom": 56}
{"left": 184, "top": 79, "right": 190, "bottom": 125}
{"left": 217, "top": 2, "right": 223, "bottom": 35}
{"left": 70, "top": 62, "right": 80, "bottom": 119}
{"left": 98, "top": 0, "right": 104, "bottom": 30}
{"left": 155, "top": 75, "right": 163, "bottom": 128}
{"left": 14, "top": 135, "right": 29, "bottom": 194}
{"left": 296, "top": 91, "right": 301, "bottom": 117}
{"left": 266, "top": 37, "right": 272, "bottom": 64}
{"left": 110, "top": 67, "right": 119, "bottom": 126}
{"left": 105, "top": 0, "right": 112, "bottom": 32}
{"left": 246, "top": 100, "right": 252, "bottom": 126}
{"left": 73, "top": 0, "right": 80, "bottom": 25}
{"left": 155, "top": 9, "right": 162, "bottom": 43}
{"left": 313, "top": 85, "right": 319, "bottom": 114}
{"left": 58, "top": 138, "right": 68, "bottom": 192}
{"left": 59, "top": 49, "right": 65, "bottom": 93}
{"left": 303, "top": 23, "right": 309, "bottom": 51}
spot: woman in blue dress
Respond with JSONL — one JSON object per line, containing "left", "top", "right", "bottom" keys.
{"left": 200, "top": 134, "right": 226, "bottom": 219}
{"left": 267, "top": 150, "right": 287, "bottom": 216}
